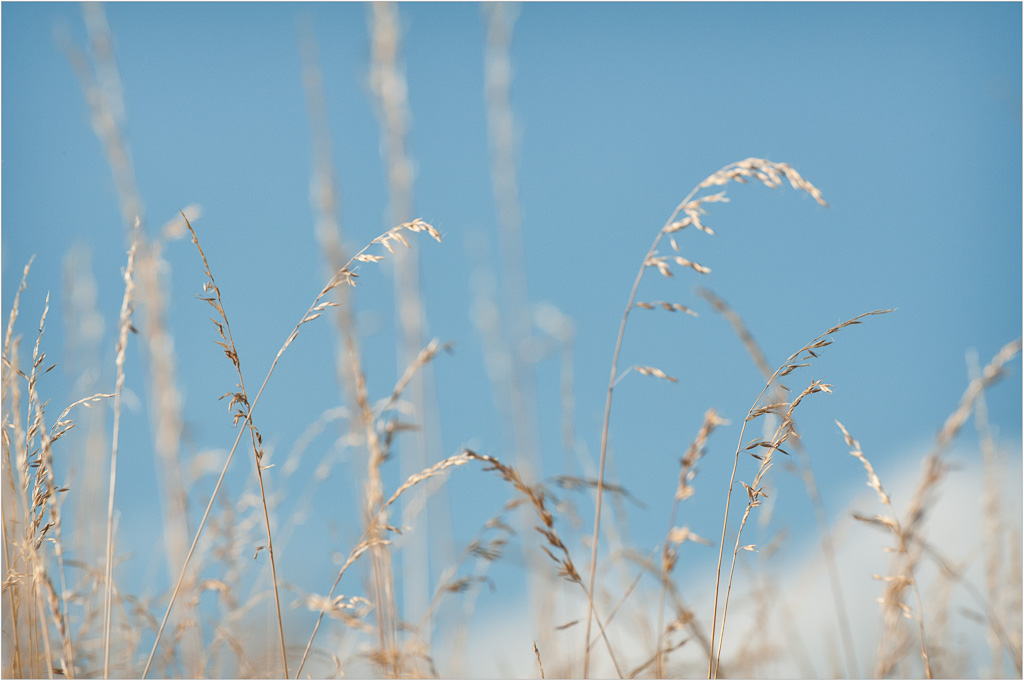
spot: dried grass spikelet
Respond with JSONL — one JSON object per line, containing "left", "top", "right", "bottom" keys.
{"left": 698, "top": 158, "right": 828, "bottom": 208}
{"left": 636, "top": 365, "right": 677, "bottom": 382}
{"left": 644, "top": 254, "right": 711, "bottom": 278}
{"left": 659, "top": 408, "right": 727, "bottom": 675}
{"left": 382, "top": 338, "right": 451, "bottom": 411}
{"left": 676, "top": 409, "right": 728, "bottom": 503}
{"left": 298, "top": 593, "right": 374, "bottom": 632}
{"left": 667, "top": 526, "right": 712, "bottom": 546}
{"left": 635, "top": 300, "right": 698, "bottom": 316}
{"left": 532, "top": 640, "right": 546, "bottom": 679}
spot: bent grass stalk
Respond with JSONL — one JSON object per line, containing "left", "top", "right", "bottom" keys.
{"left": 142, "top": 216, "right": 441, "bottom": 679}
{"left": 479, "top": 455, "right": 625, "bottom": 676}
{"left": 698, "top": 287, "right": 859, "bottom": 678}
{"left": 967, "top": 348, "right": 1023, "bottom": 675}
{"left": 713, "top": 379, "right": 831, "bottom": 677}
{"left": 584, "top": 157, "right": 828, "bottom": 678}
{"left": 709, "top": 308, "right": 892, "bottom": 678}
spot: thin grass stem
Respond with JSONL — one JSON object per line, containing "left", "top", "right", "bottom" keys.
{"left": 711, "top": 310, "right": 891, "bottom": 677}
{"left": 586, "top": 158, "right": 828, "bottom": 678}
{"left": 104, "top": 233, "right": 138, "bottom": 678}
{"left": 144, "top": 217, "right": 440, "bottom": 678}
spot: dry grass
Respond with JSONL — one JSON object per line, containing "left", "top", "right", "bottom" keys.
{"left": 709, "top": 310, "right": 894, "bottom": 678}
{"left": 103, "top": 227, "right": 139, "bottom": 677}
{"left": 846, "top": 339, "right": 1024, "bottom": 679}
{"left": 655, "top": 408, "right": 725, "bottom": 678}
{"left": 3, "top": 5, "right": 1020, "bottom": 681}
{"left": 585, "top": 156, "right": 831, "bottom": 677}
{"left": 697, "top": 287, "right": 859, "bottom": 677}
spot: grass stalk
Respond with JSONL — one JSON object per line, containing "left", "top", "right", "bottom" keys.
{"left": 839, "top": 420, "right": 933, "bottom": 678}
{"left": 17, "top": 292, "right": 61, "bottom": 679}
{"left": 103, "top": 232, "right": 139, "bottom": 677}
{"left": 484, "top": 1, "right": 549, "bottom": 640}
{"left": 699, "top": 287, "right": 859, "bottom": 678}
{"left": 968, "top": 348, "right": 1011, "bottom": 676}
{"left": 3, "top": 257, "right": 34, "bottom": 678}
{"left": 587, "top": 210, "right": 684, "bottom": 679}
{"left": 867, "top": 337, "right": 1021, "bottom": 677}
{"left": 33, "top": 365, "right": 80, "bottom": 678}
{"left": 714, "top": 379, "right": 832, "bottom": 677}
{"left": 295, "top": 446, "right": 472, "bottom": 678}
{"left": 183, "top": 216, "right": 289, "bottom": 677}
{"left": 710, "top": 309, "right": 892, "bottom": 677}
{"left": 142, "top": 217, "right": 441, "bottom": 678}
{"left": 656, "top": 409, "right": 723, "bottom": 677}
{"left": 584, "top": 158, "right": 827, "bottom": 678}
{"left": 369, "top": 6, "right": 434, "bottom": 671}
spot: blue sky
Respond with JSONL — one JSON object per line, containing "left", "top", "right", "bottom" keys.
{"left": 2, "top": 2, "right": 1021, "bottom": 677}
